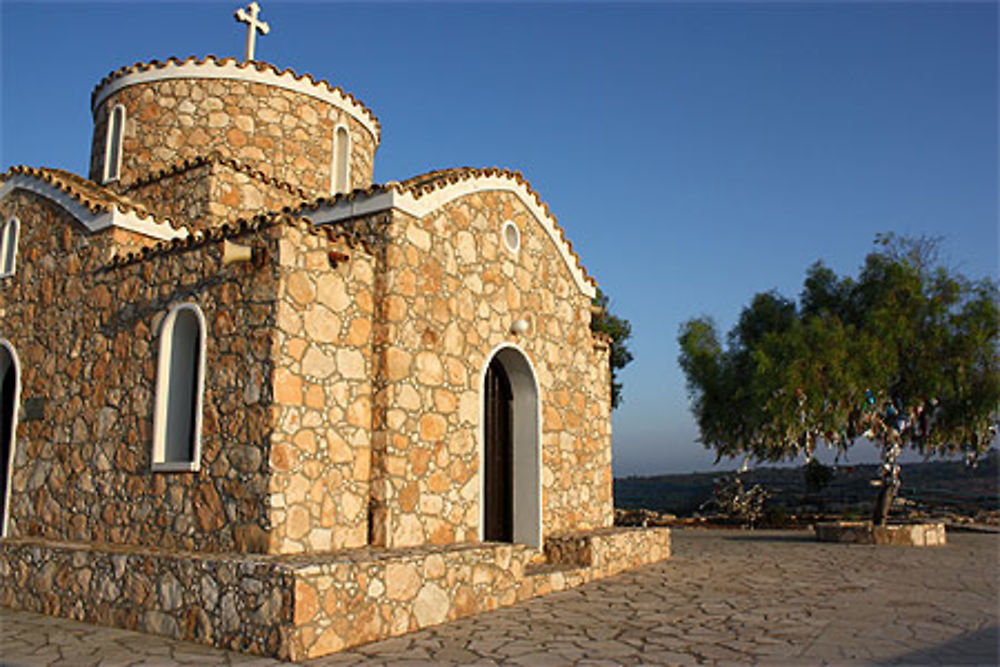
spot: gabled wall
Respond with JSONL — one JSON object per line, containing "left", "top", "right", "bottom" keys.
{"left": 368, "top": 191, "right": 613, "bottom": 549}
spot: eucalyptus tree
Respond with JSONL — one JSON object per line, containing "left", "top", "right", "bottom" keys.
{"left": 678, "top": 235, "right": 999, "bottom": 525}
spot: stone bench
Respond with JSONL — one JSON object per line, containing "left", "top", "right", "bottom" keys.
{"left": 813, "top": 521, "right": 947, "bottom": 547}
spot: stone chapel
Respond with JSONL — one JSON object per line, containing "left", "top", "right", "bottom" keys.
{"left": 0, "top": 5, "right": 669, "bottom": 660}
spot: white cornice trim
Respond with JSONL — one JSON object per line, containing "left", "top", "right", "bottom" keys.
{"left": 305, "top": 178, "right": 596, "bottom": 298}
{"left": 0, "top": 175, "right": 187, "bottom": 241}
{"left": 92, "top": 60, "right": 380, "bottom": 144}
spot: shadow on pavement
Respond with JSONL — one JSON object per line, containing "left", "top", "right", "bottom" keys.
{"left": 722, "top": 532, "right": 818, "bottom": 544}
{"left": 875, "top": 625, "right": 1000, "bottom": 665}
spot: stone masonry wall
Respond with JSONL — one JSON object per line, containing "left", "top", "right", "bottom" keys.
{"left": 90, "top": 77, "right": 377, "bottom": 198}
{"left": 370, "top": 192, "right": 613, "bottom": 549}
{"left": 122, "top": 160, "right": 307, "bottom": 230}
{"left": 266, "top": 222, "right": 379, "bottom": 554}
{"left": 0, "top": 189, "right": 281, "bottom": 553}
{"left": 0, "top": 537, "right": 293, "bottom": 657}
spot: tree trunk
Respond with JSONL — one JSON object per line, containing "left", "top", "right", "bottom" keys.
{"left": 872, "top": 439, "right": 902, "bottom": 527}
{"left": 871, "top": 482, "right": 897, "bottom": 527}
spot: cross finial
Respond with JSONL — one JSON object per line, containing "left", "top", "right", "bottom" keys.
{"left": 234, "top": 2, "right": 270, "bottom": 61}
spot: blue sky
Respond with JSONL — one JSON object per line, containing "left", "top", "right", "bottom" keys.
{"left": 2, "top": 1, "right": 997, "bottom": 475}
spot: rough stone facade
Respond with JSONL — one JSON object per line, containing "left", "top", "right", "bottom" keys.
{"left": 1, "top": 50, "right": 669, "bottom": 659}
{"left": 367, "top": 194, "right": 614, "bottom": 551}
{"left": 0, "top": 188, "right": 280, "bottom": 552}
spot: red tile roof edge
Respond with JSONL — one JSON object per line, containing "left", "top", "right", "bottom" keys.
{"left": 121, "top": 152, "right": 311, "bottom": 201}
{"left": 1, "top": 165, "right": 189, "bottom": 235}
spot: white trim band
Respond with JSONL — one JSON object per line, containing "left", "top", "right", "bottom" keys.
{"left": 0, "top": 175, "right": 187, "bottom": 241}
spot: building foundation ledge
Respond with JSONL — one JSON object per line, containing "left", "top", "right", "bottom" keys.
{"left": 1, "top": 526, "right": 670, "bottom": 661}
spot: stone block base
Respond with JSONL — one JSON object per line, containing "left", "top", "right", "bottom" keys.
{"left": 0, "top": 527, "right": 670, "bottom": 661}
{"left": 814, "top": 521, "right": 946, "bottom": 547}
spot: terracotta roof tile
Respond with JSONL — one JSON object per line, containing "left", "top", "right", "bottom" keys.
{"left": 1, "top": 165, "right": 188, "bottom": 235}
{"left": 91, "top": 56, "right": 381, "bottom": 141}
{"left": 105, "top": 210, "right": 370, "bottom": 269}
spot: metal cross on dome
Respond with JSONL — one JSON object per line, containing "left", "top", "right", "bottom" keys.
{"left": 234, "top": 2, "right": 270, "bottom": 61}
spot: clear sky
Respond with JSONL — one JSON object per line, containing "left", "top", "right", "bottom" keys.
{"left": 2, "top": 1, "right": 997, "bottom": 475}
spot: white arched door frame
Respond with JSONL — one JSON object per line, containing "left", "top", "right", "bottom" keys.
{"left": 478, "top": 342, "right": 542, "bottom": 548}
{"left": 0, "top": 338, "right": 21, "bottom": 538}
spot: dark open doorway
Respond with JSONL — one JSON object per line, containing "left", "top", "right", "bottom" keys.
{"left": 483, "top": 356, "right": 513, "bottom": 542}
{"left": 1, "top": 343, "right": 17, "bottom": 537}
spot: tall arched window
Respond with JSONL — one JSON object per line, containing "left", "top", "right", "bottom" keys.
{"left": 152, "top": 304, "right": 206, "bottom": 471}
{"left": 102, "top": 104, "right": 126, "bottom": 183}
{"left": 331, "top": 125, "right": 350, "bottom": 195}
{"left": 0, "top": 217, "right": 19, "bottom": 278}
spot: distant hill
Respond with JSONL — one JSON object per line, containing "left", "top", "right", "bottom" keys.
{"left": 614, "top": 450, "right": 999, "bottom": 518}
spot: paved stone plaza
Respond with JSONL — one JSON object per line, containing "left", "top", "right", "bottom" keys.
{"left": 2, "top": 528, "right": 997, "bottom": 665}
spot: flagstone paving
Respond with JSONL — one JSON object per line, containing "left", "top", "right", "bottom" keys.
{"left": 2, "top": 528, "right": 997, "bottom": 665}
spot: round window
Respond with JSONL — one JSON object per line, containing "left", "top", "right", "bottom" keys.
{"left": 502, "top": 221, "right": 520, "bottom": 254}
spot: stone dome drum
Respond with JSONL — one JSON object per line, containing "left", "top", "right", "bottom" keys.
{"left": 88, "top": 57, "right": 380, "bottom": 198}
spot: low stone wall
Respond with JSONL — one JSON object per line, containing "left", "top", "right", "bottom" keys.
{"left": 282, "top": 526, "right": 672, "bottom": 659}
{"left": 0, "top": 537, "right": 293, "bottom": 656}
{"left": 289, "top": 542, "right": 536, "bottom": 658}
{"left": 1, "top": 526, "right": 671, "bottom": 661}
{"left": 545, "top": 527, "right": 672, "bottom": 576}
{"left": 814, "top": 522, "right": 947, "bottom": 547}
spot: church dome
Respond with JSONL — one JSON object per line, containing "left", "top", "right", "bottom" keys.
{"left": 88, "top": 56, "right": 380, "bottom": 198}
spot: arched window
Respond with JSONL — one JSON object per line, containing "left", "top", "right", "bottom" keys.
{"left": 0, "top": 217, "right": 19, "bottom": 278}
{"left": 152, "top": 304, "right": 206, "bottom": 471}
{"left": 331, "top": 125, "right": 350, "bottom": 195}
{"left": 102, "top": 104, "right": 126, "bottom": 183}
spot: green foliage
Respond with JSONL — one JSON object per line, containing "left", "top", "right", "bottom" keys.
{"left": 678, "top": 234, "right": 1000, "bottom": 471}
{"left": 591, "top": 289, "right": 634, "bottom": 410}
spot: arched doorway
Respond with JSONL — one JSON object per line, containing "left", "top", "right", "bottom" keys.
{"left": 1, "top": 340, "right": 20, "bottom": 538}
{"left": 480, "top": 345, "right": 540, "bottom": 547}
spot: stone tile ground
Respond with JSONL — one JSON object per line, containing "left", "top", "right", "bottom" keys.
{"left": 2, "top": 528, "right": 997, "bottom": 665}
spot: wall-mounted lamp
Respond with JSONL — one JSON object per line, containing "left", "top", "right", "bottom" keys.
{"left": 222, "top": 240, "right": 266, "bottom": 268}
{"left": 222, "top": 240, "right": 253, "bottom": 266}
{"left": 510, "top": 318, "right": 530, "bottom": 335}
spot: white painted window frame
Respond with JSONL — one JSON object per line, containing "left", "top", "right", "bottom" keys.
{"left": 102, "top": 104, "right": 126, "bottom": 184}
{"left": 501, "top": 219, "right": 521, "bottom": 255}
{"left": 330, "top": 124, "right": 351, "bottom": 195}
{"left": 0, "top": 339, "right": 21, "bottom": 538}
{"left": 0, "top": 216, "right": 19, "bottom": 278}
{"left": 152, "top": 303, "right": 207, "bottom": 472}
